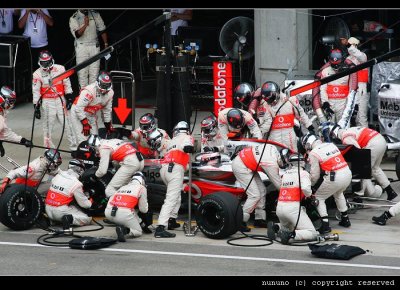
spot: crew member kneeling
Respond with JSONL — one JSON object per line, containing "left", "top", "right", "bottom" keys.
{"left": 105, "top": 172, "right": 149, "bottom": 242}
{"left": 269, "top": 154, "right": 318, "bottom": 244}
{"left": 45, "top": 159, "right": 92, "bottom": 228}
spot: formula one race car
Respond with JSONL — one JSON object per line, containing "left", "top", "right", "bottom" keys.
{"left": 0, "top": 130, "right": 372, "bottom": 240}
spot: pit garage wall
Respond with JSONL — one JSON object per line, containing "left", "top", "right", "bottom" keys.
{"left": 255, "top": 9, "right": 312, "bottom": 87}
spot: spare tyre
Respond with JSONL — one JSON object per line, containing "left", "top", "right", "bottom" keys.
{"left": 0, "top": 184, "right": 44, "bottom": 230}
{"left": 195, "top": 191, "right": 242, "bottom": 239}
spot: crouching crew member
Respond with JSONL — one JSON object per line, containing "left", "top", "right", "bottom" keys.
{"left": 45, "top": 159, "right": 92, "bottom": 228}
{"left": 105, "top": 172, "right": 150, "bottom": 241}
{"left": 302, "top": 133, "right": 352, "bottom": 234}
{"left": 87, "top": 134, "right": 144, "bottom": 198}
{"left": 270, "top": 154, "right": 318, "bottom": 244}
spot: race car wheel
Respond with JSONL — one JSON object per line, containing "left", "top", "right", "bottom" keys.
{"left": 81, "top": 168, "right": 114, "bottom": 216}
{"left": 0, "top": 184, "right": 44, "bottom": 230}
{"left": 195, "top": 191, "right": 242, "bottom": 239}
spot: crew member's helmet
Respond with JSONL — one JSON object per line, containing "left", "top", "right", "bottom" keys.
{"left": 226, "top": 109, "right": 244, "bottom": 130}
{"left": 328, "top": 123, "right": 341, "bottom": 140}
{"left": 44, "top": 149, "right": 62, "bottom": 171}
{"left": 139, "top": 113, "right": 156, "bottom": 136}
{"left": 261, "top": 81, "right": 280, "bottom": 105}
{"left": 172, "top": 121, "right": 190, "bottom": 137}
{"left": 200, "top": 115, "right": 217, "bottom": 138}
{"left": 146, "top": 130, "right": 163, "bottom": 151}
{"left": 278, "top": 148, "right": 290, "bottom": 169}
{"left": 68, "top": 159, "right": 86, "bottom": 176}
{"left": 234, "top": 83, "right": 254, "bottom": 107}
{"left": 288, "top": 153, "right": 306, "bottom": 168}
{"left": 130, "top": 172, "right": 146, "bottom": 186}
{"left": 38, "top": 50, "right": 54, "bottom": 72}
{"left": 301, "top": 133, "right": 319, "bottom": 151}
{"left": 0, "top": 86, "right": 17, "bottom": 110}
{"left": 329, "top": 48, "right": 344, "bottom": 70}
{"left": 87, "top": 134, "right": 102, "bottom": 148}
{"left": 96, "top": 71, "right": 113, "bottom": 94}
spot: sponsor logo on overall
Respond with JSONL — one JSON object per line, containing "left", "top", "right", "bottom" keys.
{"left": 213, "top": 62, "right": 233, "bottom": 116}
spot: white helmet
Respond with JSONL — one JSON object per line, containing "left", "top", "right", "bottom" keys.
{"left": 200, "top": 115, "right": 217, "bottom": 139}
{"left": 301, "top": 133, "right": 318, "bottom": 151}
{"left": 328, "top": 123, "right": 341, "bottom": 140}
{"left": 87, "top": 134, "right": 101, "bottom": 148}
{"left": 44, "top": 149, "right": 62, "bottom": 172}
{"left": 173, "top": 121, "right": 190, "bottom": 137}
{"left": 68, "top": 159, "right": 85, "bottom": 176}
{"left": 288, "top": 153, "right": 306, "bottom": 168}
{"left": 278, "top": 148, "right": 290, "bottom": 169}
{"left": 146, "top": 129, "right": 163, "bottom": 151}
{"left": 0, "top": 86, "right": 17, "bottom": 110}
{"left": 130, "top": 172, "right": 146, "bottom": 186}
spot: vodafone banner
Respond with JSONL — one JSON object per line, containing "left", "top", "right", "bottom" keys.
{"left": 213, "top": 61, "right": 233, "bottom": 116}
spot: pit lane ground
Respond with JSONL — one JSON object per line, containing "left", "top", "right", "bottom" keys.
{"left": 0, "top": 103, "right": 399, "bottom": 276}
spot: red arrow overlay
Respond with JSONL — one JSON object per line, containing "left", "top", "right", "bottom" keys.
{"left": 113, "top": 98, "right": 132, "bottom": 124}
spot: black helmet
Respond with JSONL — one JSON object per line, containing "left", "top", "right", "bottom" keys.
{"left": 96, "top": 71, "right": 112, "bottom": 94}
{"left": 139, "top": 113, "right": 156, "bottom": 135}
{"left": 227, "top": 109, "right": 244, "bottom": 130}
{"left": 261, "top": 81, "right": 280, "bottom": 105}
{"left": 44, "top": 149, "right": 62, "bottom": 171}
{"left": 234, "top": 83, "right": 254, "bottom": 107}
{"left": 201, "top": 115, "right": 217, "bottom": 138}
{"left": 38, "top": 50, "right": 54, "bottom": 72}
{"left": 329, "top": 48, "right": 344, "bottom": 70}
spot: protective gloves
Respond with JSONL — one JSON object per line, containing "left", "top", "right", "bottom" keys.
{"left": 0, "top": 141, "right": 4, "bottom": 157}
{"left": 307, "top": 125, "right": 315, "bottom": 134}
{"left": 65, "top": 94, "right": 75, "bottom": 110}
{"left": 322, "top": 101, "right": 334, "bottom": 115}
{"left": 81, "top": 118, "right": 92, "bottom": 136}
{"left": 20, "top": 138, "right": 33, "bottom": 148}
{"left": 104, "top": 122, "right": 115, "bottom": 135}
{"left": 34, "top": 102, "right": 41, "bottom": 119}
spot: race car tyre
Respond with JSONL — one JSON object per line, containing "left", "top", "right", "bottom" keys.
{"left": 81, "top": 168, "right": 114, "bottom": 216}
{"left": 0, "top": 184, "right": 44, "bottom": 230}
{"left": 396, "top": 155, "right": 400, "bottom": 180}
{"left": 195, "top": 191, "right": 242, "bottom": 239}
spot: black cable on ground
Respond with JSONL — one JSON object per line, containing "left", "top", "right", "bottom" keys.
{"left": 36, "top": 219, "right": 105, "bottom": 247}
{"left": 227, "top": 235, "right": 273, "bottom": 247}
